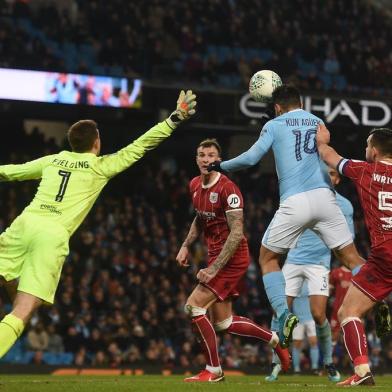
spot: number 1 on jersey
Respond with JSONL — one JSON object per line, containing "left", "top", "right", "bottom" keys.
{"left": 56, "top": 170, "right": 71, "bottom": 202}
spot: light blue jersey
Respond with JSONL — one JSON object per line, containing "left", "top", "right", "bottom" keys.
{"left": 292, "top": 284, "right": 313, "bottom": 323}
{"left": 286, "top": 192, "right": 354, "bottom": 269}
{"left": 221, "top": 109, "right": 331, "bottom": 201}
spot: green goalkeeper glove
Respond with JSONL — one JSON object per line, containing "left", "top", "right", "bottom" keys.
{"left": 166, "top": 90, "right": 197, "bottom": 129}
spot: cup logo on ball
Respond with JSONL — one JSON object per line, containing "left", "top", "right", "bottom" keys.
{"left": 249, "top": 70, "right": 282, "bottom": 103}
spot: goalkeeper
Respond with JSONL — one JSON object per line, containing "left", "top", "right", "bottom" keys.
{"left": 0, "top": 90, "right": 196, "bottom": 358}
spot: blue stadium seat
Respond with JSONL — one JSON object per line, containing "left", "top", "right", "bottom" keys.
{"left": 92, "top": 65, "right": 106, "bottom": 75}
{"left": 258, "top": 49, "right": 273, "bottom": 61}
{"left": 16, "top": 18, "right": 34, "bottom": 33}
{"left": 108, "top": 65, "right": 124, "bottom": 76}
{"left": 206, "top": 45, "right": 218, "bottom": 56}
{"left": 78, "top": 44, "right": 97, "bottom": 68}
{"left": 232, "top": 47, "right": 245, "bottom": 58}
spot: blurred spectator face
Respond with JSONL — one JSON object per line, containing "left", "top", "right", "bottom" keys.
{"left": 95, "top": 351, "right": 107, "bottom": 364}
{"left": 47, "top": 324, "right": 56, "bottom": 335}
{"left": 59, "top": 74, "right": 68, "bottom": 84}
{"left": 102, "top": 85, "right": 112, "bottom": 102}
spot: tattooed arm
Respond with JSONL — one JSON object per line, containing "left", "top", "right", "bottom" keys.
{"left": 176, "top": 216, "right": 202, "bottom": 267}
{"left": 197, "top": 210, "right": 244, "bottom": 283}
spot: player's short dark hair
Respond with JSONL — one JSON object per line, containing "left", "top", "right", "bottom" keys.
{"left": 67, "top": 120, "right": 99, "bottom": 152}
{"left": 272, "top": 84, "right": 301, "bottom": 110}
{"left": 197, "top": 138, "right": 222, "bottom": 156}
{"left": 369, "top": 128, "right": 392, "bottom": 157}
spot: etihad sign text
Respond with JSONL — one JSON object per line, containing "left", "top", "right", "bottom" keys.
{"left": 240, "top": 94, "right": 391, "bottom": 127}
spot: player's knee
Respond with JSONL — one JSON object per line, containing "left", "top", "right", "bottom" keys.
{"left": 337, "top": 305, "right": 344, "bottom": 322}
{"left": 184, "top": 303, "right": 207, "bottom": 318}
{"left": 340, "top": 316, "right": 361, "bottom": 327}
{"left": 312, "top": 310, "right": 325, "bottom": 325}
{"left": 12, "top": 294, "right": 42, "bottom": 324}
{"left": 213, "top": 316, "right": 233, "bottom": 332}
{"left": 337, "top": 304, "right": 356, "bottom": 323}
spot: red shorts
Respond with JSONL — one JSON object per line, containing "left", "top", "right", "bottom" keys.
{"left": 351, "top": 252, "right": 392, "bottom": 302}
{"left": 202, "top": 252, "right": 249, "bottom": 301}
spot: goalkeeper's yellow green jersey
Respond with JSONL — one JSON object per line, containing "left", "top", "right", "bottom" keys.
{"left": 0, "top": 121, "right": 174, "bottom": 236}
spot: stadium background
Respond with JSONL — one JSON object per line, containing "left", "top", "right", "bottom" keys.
{"left": 0, "top": 0, "right": 391, "bottom": 374}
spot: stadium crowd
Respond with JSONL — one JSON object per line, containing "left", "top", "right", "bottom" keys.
{"left": 0, "top": 0, "right": 391, "bottom": 95}
{"left": 0, "top": 127, "right": 391, "bottom": 372}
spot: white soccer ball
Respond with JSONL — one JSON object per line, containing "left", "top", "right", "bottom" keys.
{"left": 249, "top": 70, "right": 282, "bottom": 102}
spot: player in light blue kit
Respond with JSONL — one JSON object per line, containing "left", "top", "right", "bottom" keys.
{"left": 207, "top": 85, "right": 364, "bottom": 348}
{"left": 266, "top": 284, "right": 319, "bottom": 381}
{"left": 283, "top": 167, "right": 353, "bottom": 381}
{"left": 266, "top": 168, "right": 352, "bottom": 382}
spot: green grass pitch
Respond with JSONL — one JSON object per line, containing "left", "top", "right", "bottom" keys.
{"left": 0, "top": 375, "right": 391, "bottom": 391}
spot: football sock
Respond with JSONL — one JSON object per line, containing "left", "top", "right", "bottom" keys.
{"left": 292, "top": 346, "right": 301, "bottom": 372}
{"left": 0, "top": 314, "right": 25, "bottom": 358}
{"left": 341, "top": 317, "right": 370, "bottom": 376}
{"left": 206, "top": 365, "right": 222, "bottom": 375}
{"left": 263, "top": 271, "right": 287, "bottom": 318}
{"left": 351, "top": 265, "right": 362, "bottom": 276}
{"left": 271, "top": 315, "right": 279, "bottom": 332}
{"left": 272, "top": 350, "right": 280, "bottom": 364}
{"left": 270, "top": 316, "right": 281, "bottom": 364}
{"left": 192, "top": 315, "right": 221, "bottom": 368}
{"left": 316, "top": 319, "right": 333, "bottom": 365}
{"left": 310, "top": 345, "right": 320, "bottom": 370}
{"left": 227, "top": 315, "right": 273, "bottom": 343}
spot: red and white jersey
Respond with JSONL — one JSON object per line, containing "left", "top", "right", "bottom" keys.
{"left": 338, "top": 159, "right": 392, "bottom": 250}
{"left": 329, "top": 266, "right": 352, "bottom": 310}
{"left": 190, "top": 173, "right": 248, "bottom": 258}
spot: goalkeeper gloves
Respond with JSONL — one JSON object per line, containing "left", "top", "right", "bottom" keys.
{"left": 166, "top": 90, "right": 197, "bottom": 129}
{"left": 207, "top": 161, "right": 223, "bottom": 173}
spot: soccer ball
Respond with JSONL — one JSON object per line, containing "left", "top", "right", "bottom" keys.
{"left": 249, "top": 70, "right": 282, "bottom": 102}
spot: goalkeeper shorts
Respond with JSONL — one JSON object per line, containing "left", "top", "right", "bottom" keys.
{"left": 0, "top": 213, "right": 69, "bottom": 304}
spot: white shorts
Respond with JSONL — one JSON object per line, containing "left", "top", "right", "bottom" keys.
{"left": 293, "top": 320, "right": 317, "bottom": 340}
{"left": 262, "top": 188, "right": 353, "bottom": 254}
{"left": 283, "top": 263, "right": 330, "bottom": 297}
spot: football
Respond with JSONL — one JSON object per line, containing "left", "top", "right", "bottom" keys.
{"left": 249, "top": 70, "right": 282, "bottom": 102}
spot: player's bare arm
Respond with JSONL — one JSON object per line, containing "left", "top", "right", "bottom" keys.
{"left": 176, "top": 216, "right": 202, "bottom": 267}
{"left": 316, "top": 124, "right": 343, "bottom": 169}
{"left": 197, "top": 209, "right": 244, "bottom": 283}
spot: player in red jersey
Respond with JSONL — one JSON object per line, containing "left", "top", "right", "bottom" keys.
{"left": 329, "top": 266, "right": 352, "bottom": 346}
{"left": 176, "top": 139, "right": 290, "bottom": 382}
{"left": 317, "top": 125, "right": 392, "bottom": 386}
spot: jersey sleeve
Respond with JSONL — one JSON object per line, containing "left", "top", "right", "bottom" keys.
{"left": 220, "top": 181, "right": 244, "bottom": 213}
{"left": 0, "top": 155, "right": 50, "bottom": 182}
{"left": 95, "top": 120, "right": 174, "bottom": 178}
{"left": 220, "top": 124, "right": 274, "bottom": 172}
{"left": 189, "top": 178, "right": 197, "bottom": 198}
{"left": 337, "top": 159, "right": 367, "bottom": 181}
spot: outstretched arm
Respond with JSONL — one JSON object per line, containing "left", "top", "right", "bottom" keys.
{"left": 176, "top": 216, "right": 202, "bottom": 267}
{"left": 0, "top": 156, "right": 50, "bottom": 182}
{"left": 316, "top": 124, "right": 343, "bottom": 169}
{"left": 197, "top": 209, "right": 244, "bottom": 283}
{"left": 211, "top": 126, "right": 273, "bottom": 173}
{"left": 97, "top": 90, "right": 197, "bottom": 178}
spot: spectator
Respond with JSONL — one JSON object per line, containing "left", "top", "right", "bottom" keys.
{"left": 47, "top": 324, "right": 65, "bottom": 354}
